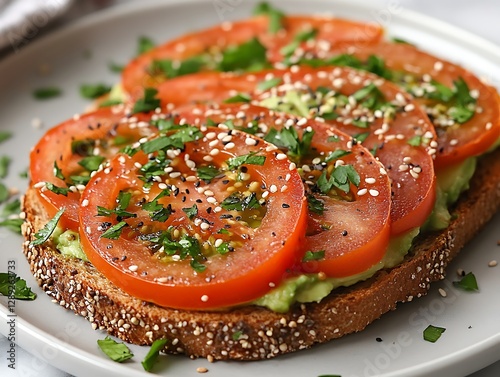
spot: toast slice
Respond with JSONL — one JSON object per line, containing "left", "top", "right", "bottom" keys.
{"left": 21, "top": 147, "right": 500, "bottom": 361}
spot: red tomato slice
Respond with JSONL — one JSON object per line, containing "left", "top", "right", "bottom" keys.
{"left": 320, "top": 42, "right": 500, "bottom": 169}
{"left": 29, "top": 107, "right": 156, "bottom": 230}
{"left": 174, "top": 104, "right": 392, "bottom": 277}
{"left": 79, "top": 126, "right": 308, "bottom": 309}
{"left": 122, "top": 15, "right": 382, "bottom": 99}
{"left": 155, "top": 67, "right": 437, "bottom": 235}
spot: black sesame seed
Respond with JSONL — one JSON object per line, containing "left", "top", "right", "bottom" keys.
{"left": 342, "top": 230, "right": 348, "bottom": 236}
{"left": 282, "top": 203, "right": 290, "bottom": 208}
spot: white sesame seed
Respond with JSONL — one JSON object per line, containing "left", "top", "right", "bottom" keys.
{"left": 170, "top": 172, "right": 181, "bottom": 178}
{"left": 81, "top": 199, "right": 89, "bottom": 207}
{"left": 357, "top": 188, "right": 368, "bottom": 196}
{"left": 486, "top": 122, "right": 492, "bottom": 130}
{"left": 369, "top": 189, "right": 379, "bottom": 197}
{"left": 201, "top": 295, "right": 209, "bottom": 302}
{"left": 488, "top": 260, "right": 498, "bottom": 267}
{"left": 245, "top": 137, "right": 257, "bottom": 146}
{"left": 364, "top": 177, "right": 376, "bottom": 184}
{"left": 206, "top": 197, "right": 217, "bottom": 204}
{"left": 225, "top": 142, "right": 235, "bottom": 149}
{"left": 438, "top": 288, "right": 447, "bottom": 297}
{"left": 434, "top": 61, "right": 443, "bottom": 71}
{"left": 276, "top": 153, "right": 287, "bottom": 160}
{"left": 269, "top": 185, "right": 278, "bottom": 193}
{"left": 129, "top": 265, "right": 138, "bottom": 272}
{"left": 210, "top": 148, "right": 220, "bottom": 156}
{"left": 203, "top": 155, "right": 213, "bottom": 162}
{"left": 200, "top": 223, "right": 210, "bottom": 231}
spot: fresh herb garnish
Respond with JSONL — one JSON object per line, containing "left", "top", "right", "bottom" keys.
{"left": 216, "top": 241, "right": 230, "bottom": 255}
{"left": 31, "top": 208, "right": 65, "bottom": 246}
{"left": 182, "top": 204, "right": 198, "bottom": 220}
{"left": 97, "top": 336, "right": 134, "bottom": 362}
{"left": 317, "top": 165, "right": 360, "bottom": 194}
{"left": 132, "top": 87, "right": 161, "bottom": 114}
{"left": 78, "top": 155, "right": 105, "bottom": 172}
{"left": 108, "top": 61, "right": 124, "bottom": 73}
{"left": 141, "top": 338, "right": 168, "bottom": 372}
{"left": 280, "top": 28, "right": 318, "bottom": 57}
{"left": 80, "top": 83, "right": 111, "bottom": 99}
{"left": 353, "top": 132, "right": 370, "bottom": 143}
{"left": 253, "top": 2, "right": 285, "bottom": 34}
{"left": 70, "top": 175, "right": 91, "bottom": 185}
{"left": 0, "top": 156, "right": 11, "bottom": 178}
{"left": 53, "top": 161, "right": 65, "bottom": 180}
{"left": 227, "top": 152, "right": 266, "bottom": 170}
{"left": 264, "top": 126, "right": 314, "bottom": 161}
{"left": 137, "top": 36, "right": 155, "bottom": 55}
{"left": 1, "top": 198, "right": 20, "bottom": 217}
{"left": 101, "top": 221, "right": 128, "bottom": 239}
{"left": 0, "top": 218, "right": 23, "bottom": 233}
{"left": 221, "top": 192, "right": 260, "bottom": 211}
{"left": 45, "top": 183, "right": 69, "bottom": 196}
{"left": 196, "top": 165, "right": 221, "bottom": 182}
{"left": 257, "top": 77, "right": 282, "bottom": 91}
{"left": 0, "top": 183, "right": 9, "bottom": 203}
{"left": 223, "top": 92, "right": 251, "bottom": 104}
{"left": 141, "top": 126, "right": 202, "bottom": 153}
{"left": 150, "top": 56, "right": 205, "bottom": 79}
{"left": 307, "top": 194, "right": 325, "bottom": 215}
{"left": 453, "top": 272, "right": 479, "bottom": 291}
{"left": 325, "top": 149, "right": 351, "bottom": 163}
{"left": 302, "top": 250, "right": 325, "bottom": 262}
{"left": 423, "top": 325, "right": 446, "bottom": 343}
{"left": 142, "top": 190, "right": 172, "bottom": 222}
{"left": 71, "top": 139, "right": 96, "bottom": 157}
{"left": 0, "top": 273, "right": 37, "bottom": 300}
{"left": 217, "top": 37, "right": 269, "bottom": 72}
{"left": 392, "top": 37, "right": 413, "bottom": 45}
{"left": 33, "top": 87, "right": 61, "bottom": 99}
{"left": 0, "top": 131, "right": 12, "bottom": 143}
{"left": 407, "top": 135, "right": 422, "bottom": 146}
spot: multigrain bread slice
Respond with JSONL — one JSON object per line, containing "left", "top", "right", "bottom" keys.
{"left": 21, "top": 148, "right": 500, "bottom": 361}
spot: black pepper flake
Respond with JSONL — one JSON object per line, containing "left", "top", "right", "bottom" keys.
{"left": 206, "top": 207, "right": 212, "bottom": 214}
{"left": 121, "top": 255, "right": 127, "bottom": 261}
{"left": 282, "top": 203, "right": 290, "bottom": 208}
{"left": 182, "top": 196, "right": 186, "bottom": 202}
{"left": 196, "top": 199, "right": 202, "bottom": 203}
{"left": 376, "top": 337, "right": 383, "bottom": 342}
{"left": 194, "top": 181, "right": 201, "bottom": 188}
{"left": 271, "top": 231, "right": 276, "bottom": 237}
{"left": 185, "top": 189, "right": 190, "bottom": 194}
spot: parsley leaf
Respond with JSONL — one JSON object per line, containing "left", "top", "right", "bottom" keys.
{"left": 453, "top": 272, "right": 479, "bottom": 291}
{"left": 80, "top": 83, "right": 111, "bottom": 99}
{"left": 53, "top": 161, "right": 65, "bottom": 180}
{"left": 108, "top": 61, "right": 124, "bottom": 73}
{"left": 97, "top": 336, "right": 134, "bottom": 362}
{"left": 407, "top": 135, "right": 422, "bottom": 146}
{"left": 218, "top": 38, "right": 268, "bottom": 72}
{"left": 0, "top": 131, "right": 12, "bottom": 143}
{"left": 0, "top": 218, "right": 23, "bottom": 233}
{"left": 423, "top": 325, "right": 446, "bottom": 343}
{"left": 196, "top": 165, "right": 221, "bottom": 182}
{"left": 33, "top": 87, "right": 61, "bottom": 99}
{"left": 31, "top": 208, "right": 65, "bottom": 246}
{"left": 45, "top": 183, "right": 69, "bottom": 196}
{"left": 78, "top": 155, "right": 105, "bottom": 172}
{"left": 317, "top": 165, "right": 360, "bottom": 194}
{"left": 71, "top": 139, "right": 95, "bottom": 157}
{"left": 0, "top": 156, "right": 11, "bottom": 179}
{"left": 325, "top": 149, "right": 351, "bottom": 163}
{"left": 182, "top": 204, "right": 198, "bottom": 220}
{"left": 150, "top": 56, "right": 205, "bottom": 79}
{"left": 132, "top": 88, "right": 160, "bottom": 114}
{"left": 1, "top": 198, "right": 20, "bottom": 217}
{"left": 302, "top": 250, "right": 325, "bottom": 262}
{"left": 221, "top": 192, "right": 260, "bottom": 211}
{"left": 141, "top": 338, "right": 168, "bottom": 372}
{"left": 0, "top": 273, "right": 37, "bottom": 300}
{"left": 257, "top": 77, "right": 282, "bottom": 91}
{"left": 253, "top": 2, "right": 285, "bottom": 34}
{"left": 0, "top": 183, "right": 9, "bottom": 203}
{"left": 137, "top": 36, "right": 155, "bottom": 55}
{"left": 307, "top": 194, "right": 324, "bottom": 215}
{"left": 227, "top": 152, "right": 266, "bottom": 170}
{"left": 223, "top": 92, "right": 251, "bottom": 104}
{"left": 101, "top": 221, "right": 128, "bottom": 239}
{"left": 264, "top": 126, "right": 313, "bottom": 161}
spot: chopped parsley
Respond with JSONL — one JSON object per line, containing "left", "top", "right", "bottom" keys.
{"left": 0, "top": 156, "right": 11, "bottom": 179}
{"left": 257, "top": 77, "right": 282, "bottom": 91}
{"left": 302, "top": 250, "right": 325, "bottom": 262}
{"left": 137, "top": 36, "right": 155, "bottom": 55}
{"left": 53, "top": 161, "right": 65, "bottom": 180}
{"left": 281, "top": 28, "right": 318, "bottom": 57}
{"left": 223, "top": 92, "right": 251, "bottom": 104}
{"left": 71, "top": 139, "right": 95, "bottom": 157}
{"left": 159, "top": 232, "right": 206, "bottom": 272}
{"left": 407, "top": 135, "right": 422, "bottom": 146}
{"left": 132, "top": 87, "right": 161, "bottom": 114}
{"left": 31, "top": 208, "right": 65, "bottom": 246}
{"left": 217, "top": 37, "right": 269, "bottom": 72}
{"left": 150, "top": 56, "right": 205, "bottom": 79}
{"left": 221, "top": 192, "right": 261, "bottom": 211}
{"left": 0, "top": 131, "right": 12, "bottom": 143}
{"left": 253, "top": 2, "right": 285, "bottom": 34}
{"left": 108, "top": 61, "right": 124, "bottom": 73}
{"left": 317, "top": 165, "right": 360, "bottom": 194}
{"left": 141, "top": 126, "right": 202, "bottom": 153}
{"left": 78, "top": 155, "right": 105, "bottom": 172}
{"left": 45, "top": 183, "right": 69, "bottom": 196}
{"left": 1, "top": 198, "right": 20, "bottom": 218}
{"left": 325, "top": 149, "right": 351, "bottom": 163}
{"left": 33, "top": 87, "right": 61, "bottom": 99}
{"left": 453, "top": 272, "right": 479, "bottom": 291}
{"left": 227, "top": 152, "right": 266, "bottom": 170}
{"left": 80, "top": 83, "right": 111, "bottom": 99}
{"left": 196, "top": 165, "right": 221, "bottom": 183}
{"left": 0, "top": 218, "right": 23, "bottom": 233}
{"left": 353, "top": 132, "right": 370, "bottom": 143}
{"left": 264, "top": 126, "right": 313, "bottom": 161}
{"left": 101, "top": 221, "right": 128, "bottom": 239}
{"left": 423, "top": 325, "right": 446, "bottom": 343}
{"left": 182, "top": 204, "right": 198, "bottom": 220}
{"left": 97, "top": 336, "right": 134, "bottom": 362}
{"left": 0, "top": 273, "right": 37, "bottom": 300}
{"left": 307, "top": 194, "right": 325, "bottom": 215}
{"left": 141, "top": 338, "right": 168, "bottom": 372}
{"left": 216, "top": 241, "right": 230, "bottom": 255}
{"left": 0, "top": 183, "right": 9, "bottom": 204}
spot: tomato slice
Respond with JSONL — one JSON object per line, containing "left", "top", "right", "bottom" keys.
{"left": 174, "top": 104, "right": 392, "bottom": 277}
{"left": 122, "top": 14, "right": 382, "bottom": 99}
{"left": 155, "top": 67, "right": 437, "bottom": 235}
{"left": 306, "top": 42, "right": 500, "bottom": 168}
{"left": 79, "top": 125, "right": 308, "bottom": 309}
{"left": 29, "top": 107, "right": 156, "bottom": 230}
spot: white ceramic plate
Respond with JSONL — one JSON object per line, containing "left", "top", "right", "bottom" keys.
{"left": 1, "top": 1, "right": 500, "bottom": 376}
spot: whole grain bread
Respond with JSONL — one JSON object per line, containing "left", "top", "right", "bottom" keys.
{"left": 21, "top": 147, "right": 500, "bottom": 360}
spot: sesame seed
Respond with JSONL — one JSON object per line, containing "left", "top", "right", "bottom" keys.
{"left": 245, "top": 137, "right": 257, "bottom": 146}
{"left": 364, "top": 177, "right": 376, "bottom": 184}
{"left": 434, "top": 61, "right": 443, "bottom": 71}
{"left": 201, "top": 295, "right": 209, "bottom": 302}
{"left": 488, "top": 260, "right": 497, "bottom": 267}
{"left": 486, "top": 122, "right": 492, "bottom": 130}
{"left": 276, "top": 153, "right": 287, "bottom": 160}
{"left": 269, "top": 185, "right": 278, "bottom": 193}
{"left": 438, "top": 288, "right": 447, "bottom": 297}
{"left": 197, "top": 367, "right": 208, "bottom": 373}
{"left": 357, "top": 188, "right": 368, "bottom": 196}
{"left": 81, "top": 199, "right": 89, "bottom": 207}
{"left": 369, "top": 189, "right": 379, "bottom": 197}
{"left": 129, "top": 265, "right": 138, "bottom": 272}
{"left": 200, "top": 223, "right": 210, "bottom": 231}
{"left": 210, "top": 148, "right": 220, "bottom": 156}
{"left": 206, "top": 197, "right": 217, "bottom": 204}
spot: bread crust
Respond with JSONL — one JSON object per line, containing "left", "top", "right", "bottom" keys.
{"left": 21, "top": 148, "right": 500, "bottom": 360}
